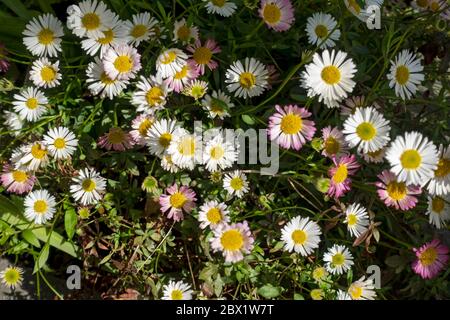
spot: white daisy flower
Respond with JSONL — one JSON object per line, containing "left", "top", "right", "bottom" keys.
{"left": 70, "top": 168, "right": 107, "bottom": 205}
{"left": 426, "top": 144, "right": 450, "bottom": 196}
{"left": 223, "top": 170, "right": 249, "bottom": 198}
{"left": 201, "top": 90, "right": 234, "bottom": 119}
{"left": 130, "top": 114, "right": 154, "bottom": 146}
{"left": 343, "top": 106, "right": 391, "bottom": 153}
{"left": 323, "top": 244, "right": 354, "bottom": 275}
{"left": 203, "top": 134, "right": 237, "bottom": 172}
{"left": 131, "top": 75, "right": 170, "bottom": 114}
{"left": 225, "top": 57, "right": 269, "bottom": 98}
{"left": 348, "top": 276, "right": 376, "bottom": 300}
{"left": 426, "top": 195, "right": 450, "bottom": 229}
{"left": 12, "top": 87, "right": 48, "bottom": 122}
{"left": 147, "top": 119, "right": 180, "bottom": 157}
{"left": 3, "top": 111, "right": 24, "bottom": 136}
{"left": 22, "top": 13, "right": 64, "bottom": 57}
{"left": 301, "top": 49, "right": 357, "bottom": 108}
{"left": 102, "top": 44, "right": 141, "bottom": 80}
{"left": 172, "top": 18, "right": 199, "bottom": 44}
{"left": 86, "top": 57, "right": 129, "bottom": 100}
{"left": 43, "top": 127, "right": 78, "bottom": 160}
{"left": 198, "top": 200, "right": 230, "bottom": 229}
{"left": 385, "top": 131, "right": 439, "bottom": 186}
{"left": 161, "top": 280, "right": 193, "bottom": 300}
{"left": 0, "top": 266, "right": 24, "bottom": 290}
{"left": 156, "top": 48, "right": 188, "bottom": 79}
{"left": 344, "top": 203, "right": 370, "bottom": 238}
{"left": 203, "top": 0, "right": 237, "bottom": 17}
{"left": 24, "top": 189, "right": 56, "bottom": 225}
{"left": 124, "top": 12, "right": 158, "bottom": 46}
{"left": 14, "top": 142, "right": 49, "bottom": 171}
{"left": 305, "top": 12, "right": 341, "bottom": 48}
{"left": 29, "top": 58, "right": 61, "bottom": 88}
{"left": 344, "top": 0, "right": 384, "bottom": 23}
{"left": 336, "top": 290, "right": 352, "bottom": 300}
{"left": 66, "top": 0, "right": 115, "bottom": 39}
{"left": 167, "top": 128, "right": 202, "bottom": 170}
{"left": 280, "top": 216, "right": 322, "bottom": 256}
{"left": 183, "top": 79, "right": 208, "bottom": 100}
{"left": 387, "top": 50, "right": 424, "bottom": 100}
{"left": 161, "top": 154, "right": 180, "bottom": 173}
{"left": 81, "top": 14, "right": 127, "bottom": 58}
{"left": 360, "top": 147, "right": 386, "bottom": 164}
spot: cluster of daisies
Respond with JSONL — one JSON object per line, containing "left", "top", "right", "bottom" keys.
{"left": 1, "top": 0, "right": 450, "bottom": 300}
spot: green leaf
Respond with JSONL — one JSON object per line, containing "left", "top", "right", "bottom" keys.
{"left": 293, "top": 293, "right": 305, "bottom": 300}
{"left": 22, "top": 229, "right": 41, "bottom": 248}
{"left": 241, "top": 114, "right": 255, "bottom": 125}
{"left": 1, "top": 0, "right": 32, "bottom": 19}
{"left": 33, "top": 244, "right": 49, "bottom": 274}
{"left": 258, "top": 284, "right": 281, "bottom": 299}
{"left": 64, "top": 209, "right": 77, "bottom": 240}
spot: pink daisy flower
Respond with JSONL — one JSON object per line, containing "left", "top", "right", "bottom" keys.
{"left": 259, "top": 0, "right": 295, "bottom": 32}
{"left": 187, "top": 39, "right": 221, "bottom": 75}
{"left": 159, "top": 184, "right": 197, "bottom": 222}
{"left": 0, "top": 43, "right": 9, "bottom": 73}
{"left": 165, "top": 60, "right": 199, "bottom": 93}
{"left": 321, "top": 126, "right": 348, "bottom": 158}
{"left": 130, "top": 114, "right": 154, "bottom": 146}
{"left": 98, "top": 127, "right": 135, "bottom": 151}
{"left": 327, "top": 154, "right": 360, "bottom": 198}
{"left": 210, "top": 221, "right": 255, "bottom": 263}
{"left": 1, "top": 164, "right": 36, "bottom": 194}
{"left": 376, "top": 170, "right": 421, "bottom": 211}
{"left": 268, "top": 104, "right": 316, "bottom": 151}
{"left": 412, "top": 239, "right": 449, "bottom": 279}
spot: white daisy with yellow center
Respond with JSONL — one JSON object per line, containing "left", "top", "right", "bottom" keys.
{"left": 29, "top": 57, "right": 61, "bottom": 88}
{"left": 323, "top": 244, "right": 354, "bottom": 275}
{"left": 426, "top": 195, "right": 450, "bottom": 229}
{"left": 86, "top": 57, "right": 129, "bottom": 100}
{"left": 344, "top": 203, "right": 369, "bottom": 238}
{"left": 102, "top": 44, "right": 141, "bottom": 80}
{"left": 167, "top": 128, "right": 202, "bottom": 170}
{"left": 3, "top": 111, "right": 24, "bottom": 137}
{"left": 147, "top": 119, "right": 180, "bottom": 157}
{"left": 280, "top": 216, "right": 322, "bottom": 256}
{"left": 43, "top": 127, "right": 78, "bottom": 160}
{"left": 210, "top": 221, "right": 254, "bottom": 263}
{"left": 22, "top": 13, "right": 64, "bottom": 57}
{"left": 426, "top": 144, "right": 450, "bottom": 196}
{"left": 14, "top": 142, "right": 49, "bottom": 171}
{"left": 203, "top": 0, "right": 237, "bottom": 17}
{"left": 12, "top": 87, "right": 48, "bottom": 122}
{"left": 203, "top": 134, "right": 237, "bottom": 172}
{"left": 201, "top": 90, "right": 234, "bottom": 119}
{"left": 387, "top": 49, "right": 424, "bottom": 100}
{"left": 0, "top": 266, "right": 24, "bottom": 290}
{"left": 172, "top": 18, "right": 199, "bottom": 44}
{"left": 183, "top": 80, "right": 208, "bottom": 100}
{"left": 223, "top": 170, "right": 249, "bottom": 198}
{"left": 344, "top": 0, "right": 384, "bottom": 23}
{"left": 132, "top": 75, "right": 170, "bottom": 114}
{"left": 385, "top": 131, "right": 439, "bottom": 187}
{"left": 305, "top": 12, "right": 341, "bottom": 49}
{"left": 161, "top": 280, "right": 193, "bottom": 300}
{"left": 70, "top": 168, "right": 107, "bottom": 205}
{"left": 124, "top": 12, "right": 157, "bottom": 46}
{"left": 156, "top": 48, "right": 188, "bottom": 79}
{"left": 198, "top": 200, "right": 230, "bottom": 229}
{"left": 225, "top": 57, "right": 269, "bottom": 98}
{"left": 24, "top": 189, "right": 56, "bottom": 225}
{"left": 348, "top": 276, "right": 377, "bottom": 300}
{"left": 343, "top": 106, "right": 391, "bottom": 153}
{"left": 161, "top": 154, "right": 180, "bottom": 173}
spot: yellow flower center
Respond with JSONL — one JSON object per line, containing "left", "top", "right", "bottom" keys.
{"left": 416, "top": 0, "right": 429, "bottom": 8}
{"left": 193, "top": 47, "right": 212, "bottom": 65}
{"left": 324, "top": 136, "right": 340, "bottom": 155}
{"left": 176, "top": 25, "right": 191, "bottom": 41}
{"left": 210, "top": 145, "right": 225, "bottom": 160}
{"left": 347, "top": 0, "right": 361, "bottom": 14}
{"left": 395, "top": 65, "right": 410, "bottom": 85}
{"left": 315, "top": 24, "right": 328, "bottom": 38}
{"left": 100, "top": 72, "right": 115, "bottom": 85}
{"left": 386, "top": 181, "right": 407, "bottom": 201}
{"left": 206, "top": 208, "right": 222, "bottom": 224}
{"left": 38, "top": 28, "right": 54, "bottom": 45}
{"left": 220, "top": 229, "right": 244, "bottom": 251}
{"left": 347, "top": 213, "right": 358, "bottom": 226}
{"left": 159, "top": 133, "right": 172, "bottom": 148}
{"left": 40, "top": 66, "right": 56, "bottom": 82}
{"left": 190, "top": 85, "right": 206, "bottom": 99}
{"left": 400, "top": 149, "right": 422, "bottom": 170}
{"left": 12, "top": 170, "right": 28, "bottom": 183}
{"left": 171, "top": 289, "right": 183, "bottom": 300}
{"left": 321, "top": 66, "right": 341, "bottom": 85}
{"left": 419, "top": 247, "right": 438, "bottom": 267}
{"left": 97, "top": 29, "right": 114, "bottom": 45}
{"left": 31, "top": 143, "right": 47, "bottom": 159}
{"left": 291, "top": 229, "right": 308, "bottom": 245}
{"left": 33, "top": 200, "right": 48, "bottom": 214}
{"left": 435, "top": 158, "right": 450, "bottom": 178}
{"left": 53, "top": 138, "right": 66, "bottom": 149}
{"left": 431, "top": 197, "right": 445, "bottom": 213}
{"left": 332, "top": 253, "right": 345, "bottom": 266}
{"left": 174, "top": 66, "right": 188, "bottom": 79}
{"left": 332, "top": 164, "right": 348, "bottom": 183}
{"left": 430, "top": 2, "right": 440, "bottom": 11}
{"left": 262, "top": 3, "right": 281, "bottom": 24}
{"left": 82, "top": 178, "right": 96, "bottom": 192}
{"left": 356, "top": 122, "right": 377, "bottom": 141}
{"left": 82, "top": 13, "right": 100, "bottom": 30}
{"left": 212, "top": 0, "right": 226, "bottom": 6}
{"left": 239, "top": 72, "right": 256, "bottom": 89}
{"left": 108, "top": 128, "right": 126, "bottom": 144}
{"left": 26, "top": 97, "right": 39, "bottom": 110}
{"left": 138, "top": 119, "right": 153, "bottom": 136}
{"left": 169, "top": 192, "right": 187, "bottom": 209}
{"left": 177, "top": 137, "right": 196, "bottom": 156}
{"left": 131, "top": 24, "right": 147, "bottom": 38}
{"left": 145, "top": 87, "right": 164, "bottom": 106}
{"left": 280, "top": 113, "right": 303, "bottom": 135}
{"left": 114, "top": 55, "right": 133, "bottom": 73}
{"left": 162, "top": 51, "right": 177, "bottom": 64}
{"left": 311, "top": 289, "right": 323, "bottom": 300}
{"left": 230, "top": 177, "right": 244, "bottom": 191}
{"left": 349, "top": 285, "right": 363, "bottom": 299}
{"left": 210, "top": 103, "right": 224, "bottom": 114}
